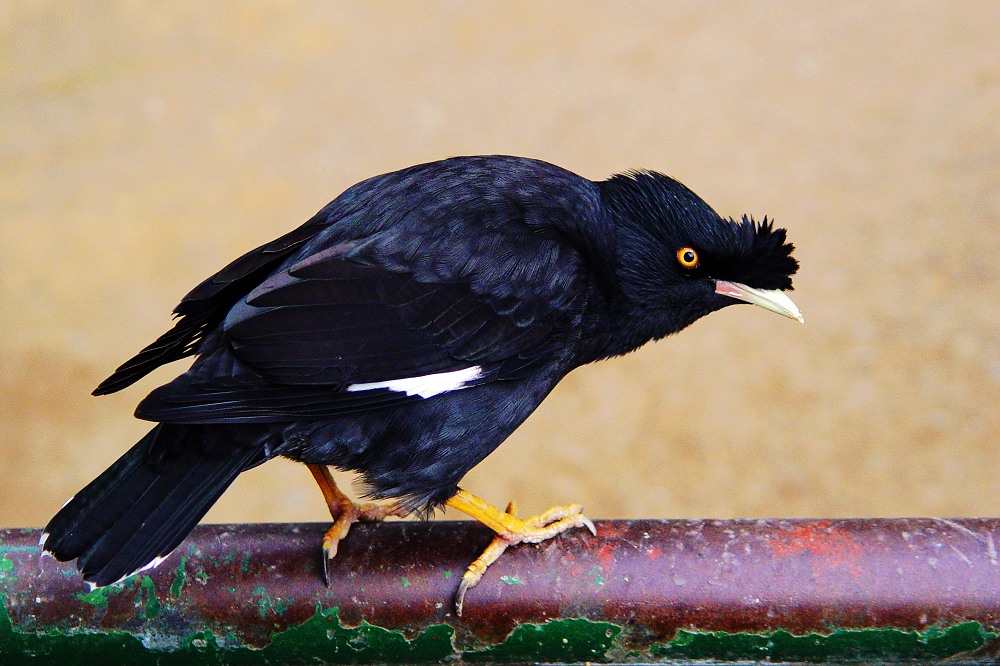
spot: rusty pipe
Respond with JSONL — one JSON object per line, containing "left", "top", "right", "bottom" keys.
{"left": 2, "top": 518, "right": 999, "bottom": 662}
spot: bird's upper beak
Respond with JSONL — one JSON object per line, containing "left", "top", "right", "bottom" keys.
{"left": 714, "top": 280, "right": 804, "bottom": 323}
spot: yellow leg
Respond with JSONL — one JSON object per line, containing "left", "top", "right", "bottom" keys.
{"left": 306, "top": 464, "right": 408, "bottom": 584}
{"left": 445, "top": 488, "right": 596, "bottom": 615}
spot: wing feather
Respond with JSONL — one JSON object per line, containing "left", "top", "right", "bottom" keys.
{"left": 124, "top": 157, "right": 602, "bottom": 423}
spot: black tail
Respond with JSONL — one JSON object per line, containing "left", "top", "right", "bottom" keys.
{"left": 42, "top": 423, "right": 267, "bottom": 586}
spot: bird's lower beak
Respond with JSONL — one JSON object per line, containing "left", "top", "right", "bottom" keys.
{"left": 714, "top": 280, "right": 804, "bottom": 323}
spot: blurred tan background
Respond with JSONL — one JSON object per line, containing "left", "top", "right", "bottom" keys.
{"left": 2, "top": 2, "right": 997, "bottom": 529}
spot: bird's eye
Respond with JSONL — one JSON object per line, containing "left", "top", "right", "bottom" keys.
{"left": 676, "top": 247, "right": 699, "bottom": 269}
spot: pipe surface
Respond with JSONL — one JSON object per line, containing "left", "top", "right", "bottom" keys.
{"left": 2, "top": 518, "right": 999, "bottom": 663}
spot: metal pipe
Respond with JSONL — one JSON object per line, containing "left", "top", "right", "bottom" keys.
{"left": 2, "top": 518, "right": 999, "bottom": 663}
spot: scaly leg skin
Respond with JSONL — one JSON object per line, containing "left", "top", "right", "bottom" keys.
{"left": 306, "top": 464, "right": 408, "bottom": 585}
{"left": 445, "top": 488, "right": 597, "bottom": 616}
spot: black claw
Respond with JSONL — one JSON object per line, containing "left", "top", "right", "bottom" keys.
{"left": 454, "top": 577, "right": 469, "bottom": 617}
{"left": 322, "top": 547, "right": 331, "bottom": 587}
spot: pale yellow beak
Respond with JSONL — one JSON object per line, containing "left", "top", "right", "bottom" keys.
{"left": 715, "top": 280, "right": 804, "bottom": 323}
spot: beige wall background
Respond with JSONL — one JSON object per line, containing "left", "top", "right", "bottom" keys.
{"left": 2, "top": 2, "right": 997, "bottom": 529}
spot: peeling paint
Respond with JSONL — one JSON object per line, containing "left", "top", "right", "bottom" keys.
{"left": 170, "top": 556, "right": 187, "bottom": 597}
{"left": 138, "top": 576, "right": 160, "bottom": 620}
{"left": 252, "top": 586, "right": 291, "bottom": 619}
{"left": 0, "top": 600, "right": 455, "bottom": 664}
{"left": 766, "top": 520, "right": 864, "bottom": 577}
{"left": 267, "top": 606, "right": 455, "bottom": 663}
{"left": 75, "top": 584, "right": 122, "bottom": 609}
{"left": 2, "top": 589, "right": 999, "bottom": 663}
{"left": 653, "top": 623, "right": 997, "bottom": 662}
{"left": 0, "top": 555, "right": 14, "bottom": 578}
{"left": 464, "top": 618, "right": 621, "bottom": 662}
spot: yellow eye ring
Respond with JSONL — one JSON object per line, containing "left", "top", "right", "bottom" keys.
{"left": 676, "top": 247, "right": 699, "bottom": 268}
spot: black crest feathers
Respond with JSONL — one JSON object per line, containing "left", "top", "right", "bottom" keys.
{"left": 718, "top": 215, "right": 799, "bottom": 291}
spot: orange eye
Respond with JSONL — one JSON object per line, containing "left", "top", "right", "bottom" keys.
{"left": 676, "top": 247, "right": 699, "bottom": 268}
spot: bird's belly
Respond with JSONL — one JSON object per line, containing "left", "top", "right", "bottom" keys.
{"left": 278, "top": 376, "right": 556, "bottom": 510}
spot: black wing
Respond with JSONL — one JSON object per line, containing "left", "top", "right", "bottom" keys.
{"left": 92, "top": 220, "right": 325, "bottom": 395}
{"left": 99, "top": 156, "right": 606, "bottom": 424}
{"left": 135, "top": 221, "right": 589, "bottom": 424}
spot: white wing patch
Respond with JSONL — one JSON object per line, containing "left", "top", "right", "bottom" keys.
{"left": 346, "top": 366, "right": 484, "bottom": 399}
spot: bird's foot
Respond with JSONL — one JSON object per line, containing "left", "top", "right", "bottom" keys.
{"left": 318, "top": 497, "right": 407, "bottom": 584}
{"left": 445, "top": 489, "right": 596, "bottom": 616}
{"left": 308, "top": 464, "right": 407, "bottom": 585}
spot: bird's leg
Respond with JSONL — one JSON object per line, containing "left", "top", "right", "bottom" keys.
{"left": 445, "top": 488, "right": 596, "bottom": 615}
{"left": 306, "top": 464, "right": 407, "bottom": 584}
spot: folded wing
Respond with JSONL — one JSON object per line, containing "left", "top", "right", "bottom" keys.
{"left": 136, "top": 227, "right": 585, "bottom": 423}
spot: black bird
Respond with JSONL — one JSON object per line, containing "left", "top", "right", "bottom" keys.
{"left": 42, "top": 155, "right": 800, "bottom": 613}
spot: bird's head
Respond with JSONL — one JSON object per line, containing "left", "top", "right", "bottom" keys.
{"left": 601, "top": 170, "right": 801, "bottom": 339}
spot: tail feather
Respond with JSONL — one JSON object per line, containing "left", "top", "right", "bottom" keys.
{"left": 41, "top": 429, "right": 156, "bottom": 561}
{"left": 43, "top": 423, "right": 265, "bottom": 586}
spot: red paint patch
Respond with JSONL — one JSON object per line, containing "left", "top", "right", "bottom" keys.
{"left": 767, "top": 520, "right": 863, "bottom": 577}
{"left": 596, "top": 522, "right": 628, "bottom": 539}
{"left": 645, "top": 546, "right": 662, "bottom": 561}
{"left": 595, "top": 543, "right": 617, "bottom": 565}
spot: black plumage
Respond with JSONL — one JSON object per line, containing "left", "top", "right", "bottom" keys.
{"left": 43, "top": 155, "right": 800, "bottom": 599}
